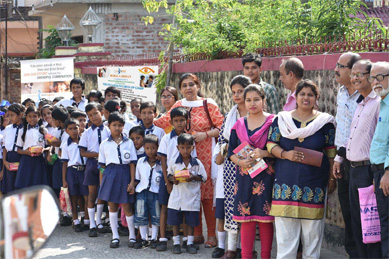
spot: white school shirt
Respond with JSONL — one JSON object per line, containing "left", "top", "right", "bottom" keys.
{"left": 16, "top": 125, "right": 45, "bottom": 150}
{"left": 167, "top": 155, "right": 207, "bottom": 212}
{"left": 157, "top": 130, "right": 197, "bottom": 167}
{"left": 140, "top": 123, "right": 165, "bottom": 143}
{"left": 3, "top": 124, "right": 23, "bottom": 152}
{"left": 212, "top": 144, "right": 224, "bottom": 199}
{"left": 79, "top": 124, "right": 110, "bottom": 153}
{"left": 98, "top": 136, "right": 137, "bottom": 166}
{"left": 135, "top": 156, "right": 163, "bottom": 194}
{"left": 55, "top": 96, "right": 88, "bottom": 112}
{"left": 61, "top": 138, "right": 86, "bottom": 167}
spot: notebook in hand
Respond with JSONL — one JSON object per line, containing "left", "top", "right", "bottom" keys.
{"left": 233, "top": 141, "right": 268, "bottom": 178}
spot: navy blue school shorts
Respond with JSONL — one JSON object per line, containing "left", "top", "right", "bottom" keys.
{"left": 215, "top": 198, "right": 225, "bottom": 220}
{"left": 158, "top": 176, "right": 170, "bottom": 205}
{"left": 167, "top": 208, "right": 199, "bottom": 227}
{"left": 67, "top": 167, "right": 89, "bottom": 196}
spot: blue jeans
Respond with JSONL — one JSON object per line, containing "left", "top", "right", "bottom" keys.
{"left": 135, "top": 190, "right": 160, "bottom": 226}
{"left": 374, "top": 169, "right": 389, "bottom": 258}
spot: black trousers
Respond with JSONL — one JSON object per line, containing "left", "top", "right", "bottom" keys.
{"left": 337, "top": 160, "right": 358, "bottom": 258}
{"left": 349, "top": 164, "right": 382, "bottom": 258}
{"left": 374, "top": 169, "right": 389, "bottom": 258}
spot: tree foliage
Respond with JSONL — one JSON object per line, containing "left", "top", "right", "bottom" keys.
{"left": 36, "top": 25, "right": 76, "bottom": 59}
{"left": 142, "top": 0, "right": 384, "bottom": 56}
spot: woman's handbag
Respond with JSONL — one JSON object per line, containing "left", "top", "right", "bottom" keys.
{"left": 293, "top": 146, "right": 323, "bottom": 167}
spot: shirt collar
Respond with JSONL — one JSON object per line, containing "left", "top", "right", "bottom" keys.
{"left": 143, "top": 156, "right": 161, "bottom": 165}
{"left": 107, "top": 134, "right": 129, "bottom": 142}
{"left": 382, "top": 94, "right": 389, "bottom": 105}
{"left": 340, "top": 85, "right": 359, "bottom": 97}
{"left": 170, "top": 129, "right": 178, "bottom": 139}
{"left": 67, "top": 137, "right": 80, "bottom": 146}
{"left": 0, "top": 126, "right": 4, "bottom": 131}
{"left": 175, "top": 154, "right": 198, "bottom": 166}
{"left": 137, "top": 118, "right": 142, "bottom": 123}
{"left": 70, "top": 96, "right": 85, "bottom": 102}
{"left": 91, "top": 124, "right": 104, "bottom": 130}
{"left": 140, "top": 122, "right": 154, "bottom": 131}
{"left": 27, "top": 124, "right": 39, "bottom": 130}
{"left": 13, "top": 123, "right": 23, "bottom": 129}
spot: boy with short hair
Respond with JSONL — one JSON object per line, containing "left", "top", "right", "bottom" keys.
{"left": 156, "top": 107, "right": 196, "bottom": 251}
{"left": 139, "top": 101, "right": 165, "bottom": 141}
{"left": 167, "top": 133, "right": 207, "bottom": 255}
{"left": 129, "top": 126, "right": 146, "bottom": 160}
{"left": 79, "top": 102, "right": 110, "bottom": 237}
{"left": 70, "top": 109, "right": 87, "bottom": 135}
{"left": 134, "top": 134, "right": 162, "bottom": 249}
{"left": 61, "top": 118, "right": 89, "bottom": 232}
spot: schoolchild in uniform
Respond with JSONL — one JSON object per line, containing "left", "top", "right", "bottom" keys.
{"left": 129, "top": 126, "right": 146, "bottom": 160}
{"left": 134, "top": 134, "right": 162, "bottom": 249}
{"left": 70, "top": 110, "right": 87, "bottom": 135}
{"left": 98, "top": 112, "right": 137, "bottom": 248}
{"left": 15, "top": 106, "right": 49, "bottom": 189}
{"left": 130, "top": 98, "right": 142, "bottom": 124}
{"left": 139, "top": 102, "right": 165, "bottom": 141}
{"left": 1, "top": 104, "right": 25, "bottom": 194}
{"left": 156, "top": 107, "right": 196, "bottom": 251}
{"left": 0, "top": 107, "right": 10, "bottom": 192}
{"left": 103, "top": 99, "right": 136, "bottom": 138}
{"left": 167, "top": 133, "right": 207, "bottom": 254}
{"left": 79, "top": 102, "right": 110, "bottom": 237}
{"left": 61, "top": 118, "right": 89, "bottom": 232}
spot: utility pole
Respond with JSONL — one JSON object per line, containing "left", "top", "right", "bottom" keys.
{"left": 5, "top": 0, "right": 8, "bottom": 95}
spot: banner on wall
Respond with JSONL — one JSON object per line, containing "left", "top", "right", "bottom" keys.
{"left": 20, "top": 57, "right": 75, "bottom": 103}
{"left": 97, "top": 66, "right": 158, "bottom": 105}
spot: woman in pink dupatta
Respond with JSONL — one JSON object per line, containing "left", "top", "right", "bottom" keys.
{"left": 227, "top": 85, "right": 275, "bottom": 259}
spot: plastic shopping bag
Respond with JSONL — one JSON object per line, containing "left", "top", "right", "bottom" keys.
{"left": 358, "top": 185, "right": 381, "bottom": 244}
{"left": 60, "top": 187, "right": 72, "bottom": 216}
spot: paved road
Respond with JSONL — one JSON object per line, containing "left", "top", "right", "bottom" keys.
{"left": 34, "top": 224, "right": 348, "bottom": 259}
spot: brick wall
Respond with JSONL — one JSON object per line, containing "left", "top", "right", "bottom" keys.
{"left": 104, "top": 13, "right": 170, "bottom": 58}
{"left": 0, "top": 65, "right": 21, "bottom": 103}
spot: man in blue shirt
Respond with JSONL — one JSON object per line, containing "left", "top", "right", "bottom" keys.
{"left": 369, "top": 61, "right": 389, "bottom": 258}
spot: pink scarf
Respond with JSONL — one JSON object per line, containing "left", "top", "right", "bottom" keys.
{"left": 232, "top": 114, "right": 275, "bottom": 149}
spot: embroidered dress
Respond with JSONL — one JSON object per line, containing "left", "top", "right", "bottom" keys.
{"left": 154, "top": 98, "right": 224, "bottom": 200}
{"left": 227, "top": 116, "right": 275, "bottom": 223}
{"left": 266, "top": 116, "right": 336, "bottom": 219}
{"left": 218, "top": 113, "right": 239, "bottom": 233}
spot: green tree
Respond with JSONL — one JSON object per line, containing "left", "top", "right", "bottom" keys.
{"left": 36, "top": 25, "right": 70, "bottom": 59}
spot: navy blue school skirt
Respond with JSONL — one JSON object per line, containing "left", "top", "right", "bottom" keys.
{"left": 15, "top": 154, "right": 49, "bottom": 189}
{"left": 98, "top": 164, "right": 134, "bottom": 204}
{"left": 52, "top": 159, "right": 63, "bottom": 189}
{"left": 1, "top": 151, "right": 21, "bottom": 194}
{"left": 83, "top": 158, "right": 99, "bottom": 186}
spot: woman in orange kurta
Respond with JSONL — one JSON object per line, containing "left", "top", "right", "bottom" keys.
{"left": 154, "top": 73, "right": 224, "bottom": 247}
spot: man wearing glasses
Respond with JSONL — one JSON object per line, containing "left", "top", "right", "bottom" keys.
{"left": 369, "top": 62, "right": 389, "bottom": 258}
{"left": 332, "top": 52, "right": 360, "bottom": 258}
{"left": 333, "top": 59, "right": 382, "bottom": 258}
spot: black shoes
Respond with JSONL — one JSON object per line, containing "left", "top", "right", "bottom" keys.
{"left": 156, "top": 240, "right": 167, "bottom": 251}
{"left": 60, "top": 215, "right": 72, "bottom": 226}
{"left": 187, "top": 244, "right": 198, "bottom": 254}
{"left": 88, "top": 227, "right": 97, "bottom": 237}
{"left": 74, "top": 224, "right": 83, "bottom": 233}
{"left": 212, "top": 247, "right": 225, "bottom": 258}
{"left": 134, "top": 239, "right": 150, "bottom": 249}
{"left": 172, "top": 244, "right": 182, "bottom": 254}
{"left": 128, "top": 239, "right": 137, "bottom": 248}
{"left": 110, "top": 238, "right": 120, "bottom": 248}
{"left": 150, "top": 239, "right": 158, "bottom": 249}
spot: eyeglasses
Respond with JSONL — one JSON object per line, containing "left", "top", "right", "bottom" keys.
{"left": 350, "top": 72, "right": 369, "bottom": 79}
{"left": 367, "top": 74, "right": 389, "bottom": 83}
{"left": 336, "top": 63, "right": 349, "bottom": 69}
{"left": 161, "top": 95, "right": 174, "bottom": 99}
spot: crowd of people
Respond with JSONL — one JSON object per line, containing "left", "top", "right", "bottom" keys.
{"left": 0, "top": 52, "right": 388, "bottom": 259}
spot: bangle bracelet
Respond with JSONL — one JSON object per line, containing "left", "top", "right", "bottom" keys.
{"left": 237, "top": 159, "right": 241, "bottom": 167}
{"left": 280, "top": 150, "right": 285, "bottom": 159}
{"left": 205, "top": 131, "right": 209, "bottom": 138}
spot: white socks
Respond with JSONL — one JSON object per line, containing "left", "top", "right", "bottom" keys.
{"left": 187, "top": 235, "right": 194, "bottom": 245}
{"left": 227, "top": 231, "right": 238, "bottom": 251}
{"left": 152, "top": 225, "right": 159, "bottom": 240}
{"left": 139, "top": 225, "right": 148, "bottom": 240}
{"left": 159, "top": 237, "right": 168, "bottom": 242}
{"left": 73, "top": 219, "right": 80, "bottom": 225}
{"left": 88, "top": 208, "right": 96, "bottom": 229}
{"left": 218, "top": 231, "right": 226, "bottom": 249}
{"left": 109, "top": 212, "right": 119, "bottom": 239}
{"left": 96, "top": 204, "right": 104, "bottom": 227}
{"left": 126, "top": 215, "right": 135, "bottom": 240}
{"left": 173, "top": 235, "right": 180, "bottom": 245}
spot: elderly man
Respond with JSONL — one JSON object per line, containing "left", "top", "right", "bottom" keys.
{"left": 242, "top": 53, "right": 281, "bottom": 114}
{"left": 333, "top": 59, "right": 382, "bottom": 258}
{"left": 279, "top": 57, "right": 304, "bottom": 111}
{"left": 55, "top": 78, "right": 88, "bottom": 111}
{"left": 332, "top": 52, "right": 361, "bottom": 258}
{"left": 369, "top": 61, "right": 389, "bottom": 258}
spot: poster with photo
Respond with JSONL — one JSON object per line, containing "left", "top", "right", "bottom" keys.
{"left": 97, "top": 66, "right": 158, "bottom": 106}
{"left": 20, "top": 57, "right": 75, "bottom": 103}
